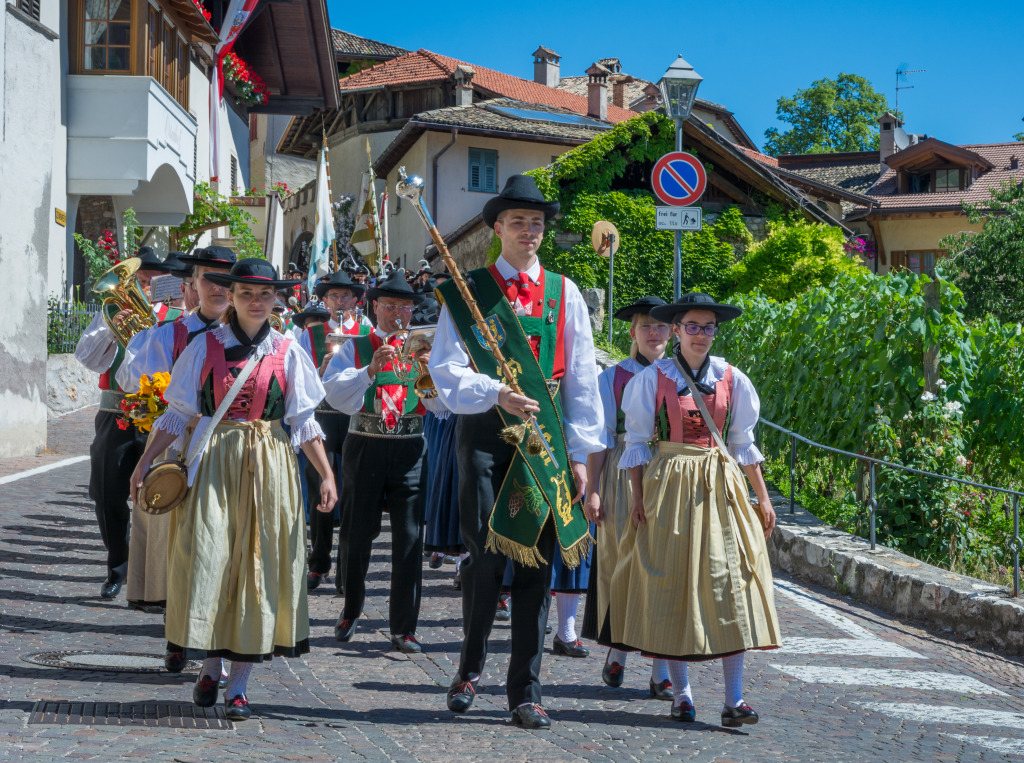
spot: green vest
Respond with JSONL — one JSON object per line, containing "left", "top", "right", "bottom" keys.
{"left": 352, "top": 333, "right": 419, "bottom": 416}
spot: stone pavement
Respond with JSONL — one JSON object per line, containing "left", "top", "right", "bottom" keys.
{"left": 3, "top": 408, "right": 1024, "bottom": 762}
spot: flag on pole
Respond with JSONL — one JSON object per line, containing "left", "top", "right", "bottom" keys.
{"left": 379, "top": 191, "right": 390, "bottom": 262}
{"left": 350, "top": 171, "right": 379, "bottom": 272}
{"left": 307, "top": 146, "right": 335, "bottom": 295}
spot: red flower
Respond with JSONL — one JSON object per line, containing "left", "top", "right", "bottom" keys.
{"left": 116, "top": 418, "right": 129, "bottom": 430}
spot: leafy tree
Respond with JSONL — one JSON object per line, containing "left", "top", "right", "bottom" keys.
{"left": 1014, "top": 131, "right": 1024, "bottom": 142}
{"left": 763, "top": 73, "right": 890, "bottom": 156}
{"left": 940, "top": 181, "right": 1024, "bottom": 323}
{"left": 728, "top": 214, "right": 862, "bottom": 301}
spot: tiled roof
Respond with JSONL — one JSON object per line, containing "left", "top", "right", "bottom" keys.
{"left": 777, "top": 156, "right": 881, "bottom": 196}
{"left": 736, "top": 146, "right": 779, "bottom": 168}
{"left": 414, "top": 98, "right": 609, "bottom": 141}
{"left": 868, "top": 142, "right": 1024, "bottom": 210}
{"left": 331, "top": 29, "right": 407, "bottom": 59}
{"left": 558, "top": 75, "right": 648, "bottom": 107}
{"left": 337, "top": 49, "right": 636, "bottom": 123}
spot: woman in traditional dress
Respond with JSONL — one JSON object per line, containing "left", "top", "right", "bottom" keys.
{"left": 581, "top": 296, "right": 674, "bottom": 698}
{"left": 612, "top": 292, "right": 780, "bottom": 727}
{"left": 129, "top": 258, "right": 337, "bottom": 722}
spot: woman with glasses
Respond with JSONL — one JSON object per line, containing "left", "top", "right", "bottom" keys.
{"left": 612, "top": 292, "right": 780, "bottom": 728}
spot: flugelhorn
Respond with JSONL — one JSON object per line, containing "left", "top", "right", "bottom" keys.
{"left": 395, "top": 168, "right": 557, "bottom": 467}
{"left": 92, "top": 257, "right": 156, "bottom": 347}
{"left": 384, "top": 319, "right": 438, "bottom": 399}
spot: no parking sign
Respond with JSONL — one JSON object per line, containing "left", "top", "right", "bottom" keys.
{"left": 651, "top": 152, "right": 707, "bottom": 207}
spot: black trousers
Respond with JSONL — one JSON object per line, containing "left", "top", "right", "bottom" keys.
{"left": 307, "top": 407, "right": 349, "bottom": 581}
{"left": 88, "top": 409, "right": 146, "bottom": 581}
{"left": 455, "top": 409, "right": 556, "bottom": 709}
{"left": 339, "top": 432, "right": 426, "bottom": 636}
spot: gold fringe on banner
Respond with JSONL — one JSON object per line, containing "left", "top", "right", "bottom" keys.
{"left": 485, "top": 531, "right": 547, "bottom": 568}
{"left": 558, "top": 531, "right": 594, "bottom": 569}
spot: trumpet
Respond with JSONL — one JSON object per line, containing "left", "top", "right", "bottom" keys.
{"left": 92, "top": 257, "right": 156, "bottom": 347}
{"left": 384, "top": 319, "right": 438, "bottom": 399}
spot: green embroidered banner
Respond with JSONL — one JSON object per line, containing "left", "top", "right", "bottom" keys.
{"left": 436, "top": 269, "right": 592, "bottom": 568}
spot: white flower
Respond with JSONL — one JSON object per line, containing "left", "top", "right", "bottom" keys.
{"left": 875, "top": 404, "right": 884, "bottom": 415}
{"left": 902, "top": 413, "right": 913, "bottom": 421}
{"left": 943, "top": 401, "right": 963, "bottom": 413}
{"left": 956, "top": 454, "right": 969, "bottom": 468}
{"left": 937, "top": 378, "right": 948, "bottom": 391}
{"left": 921, "top": 391, "right": 937, "bottom": 403}
{"left": 935, "top": 446, "right": 944, "bottom": 457}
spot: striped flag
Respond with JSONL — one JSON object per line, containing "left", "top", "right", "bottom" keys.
{"left": 350, "top": 172, "right": 379, "bottom": 271}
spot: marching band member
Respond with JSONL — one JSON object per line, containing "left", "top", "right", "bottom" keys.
{"left": 429, "top": 175, "right": 603, "bottom": 729}
{"left": 74, "top": 251, "right": 173, "bottom": 600}
{"left": 129, "top": 258, "right": 336, "bottom": 722}
{"left": 613, "top": 293, "right": 780, "bottom": 726}
{"left": 316, "top": 271, "right": 371, "bottom": 336}
{"left": 322, "top": 269, "right": 439, "bottom": 652}
{"left": 581, "top": 296, "right": 674, "bottom": 698}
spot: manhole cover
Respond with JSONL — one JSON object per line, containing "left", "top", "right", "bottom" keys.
{"left": 28, "top": 701, "right": 231, "bottom": 729}
{"left": 22, "top": 651, "right": 201, "bottom": 673}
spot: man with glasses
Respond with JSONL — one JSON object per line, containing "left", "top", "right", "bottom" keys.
{"left": 315, "top": 271, "right": 371, "bottom": 336}
{"left": 322, "top": 269, "right": 440, "bottom": 653}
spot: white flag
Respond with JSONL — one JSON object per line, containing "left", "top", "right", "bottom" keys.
{"left": 307, "top": 146, "right": 335, "bottom": 295}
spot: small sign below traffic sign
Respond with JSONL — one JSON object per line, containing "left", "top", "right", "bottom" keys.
{"left": 656, "top": 206, "right": 702, "bottom": 231}
{"left": 651, "top": 151, "right": 707, "bottom": 207}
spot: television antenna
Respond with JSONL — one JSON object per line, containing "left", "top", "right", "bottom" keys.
{"left": 895, "top": 63, "right": 925, "bottom": 118}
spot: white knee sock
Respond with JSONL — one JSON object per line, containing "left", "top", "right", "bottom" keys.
{"left": 651, "top": 658, "right": 671, "bottom": 683}
{"left": 607, "top": 647, "right": 628, "bottom": 666}
{"left": 667, "top": 660, "right": 692, "bottom": 706}
{"left": 200, "top": 657, "right": 222, "bottom": 680}
{"left": 556, "top": 593, "right": 579, "bottom": 642}
{"left": 225, "top": 661, "right": 253, "bottom": 700}
{"left": 722, "top": 652, "right": 744, "bottom": 708}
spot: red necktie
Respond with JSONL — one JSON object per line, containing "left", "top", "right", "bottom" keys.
{"left": 506, "top": 272, "right": 533, "bottom": 316}
{"left": 376, "top": 334, "right": 408, "bottom": 430}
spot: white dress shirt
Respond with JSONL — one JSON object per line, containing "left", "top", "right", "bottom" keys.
{"left": 329, "top": 314, "right": 372, "bottom": 334}
{"left": 74, "top": 311, "right": 118, "bottom": 373}
{"left": 154, "top": 325, "right": 326, "bottom": 482}
{"left": 427, "top": 255, "right": 604, "bottom": 463}
{"left": 618, "top": 356, "right": 764, "bottom": 469}
{"left": 321, "top": 327, "right": 442, "bottom": 415}
{"left": 596, "top": 357, "right": 648, "bottom": 451}
{"left": 116, "top": 312, "right": 220, "bottom": 392}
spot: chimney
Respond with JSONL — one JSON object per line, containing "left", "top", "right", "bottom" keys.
{"left": 610, "top": 74, "right": 634, "bottom": 109}
{"left": 635, "top": 82, "right": 661, "bottom": 113}
{"left": 879, "top": 112, "right": 908, "bottom": 170}
{"left": 454, "top": 65, "right": 474, "bottom": 107}
{"left": 586, "top": 63, "right": 608, "bottom": 121}
{"left": 533, "top": 46, "right": 561, "bottom": 88}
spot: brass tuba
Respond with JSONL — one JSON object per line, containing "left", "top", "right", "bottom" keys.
{"left": 92, "top": 257, "right": 156, "bottom": 347}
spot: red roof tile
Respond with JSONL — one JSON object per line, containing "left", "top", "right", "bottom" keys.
{"left": 735, "top": 145, "right": 779, "bottom": 167}
{"left": 337, "top": 48, "right": 636, "bottom": 123}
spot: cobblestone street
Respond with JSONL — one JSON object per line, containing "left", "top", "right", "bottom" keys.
{"left": 3, "top": 408, "right": 1024, "bottom": 762}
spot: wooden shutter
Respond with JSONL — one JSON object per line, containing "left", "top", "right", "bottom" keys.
{"left": 890, "top": 251, "right": 906, "bottom": 271}
{"left": 177, "top": 37, "right": 189, "bottom": 110}
{"left": 468, "top": 148, "right": 482, "bottom": 191}
{"left": 17, "top": 0, "right": 41, "bottom": 21}
{"left": 468, "top": 148, "right": 497, "bottom": 192}
{"left": 482, "top": 151, "right": 497, "bottom": 192}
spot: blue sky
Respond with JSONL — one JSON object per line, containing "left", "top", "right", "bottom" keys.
{"left": 325, "top": 1, "right": 1024, "bottom": 150}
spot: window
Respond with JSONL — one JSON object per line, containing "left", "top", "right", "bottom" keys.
{"left": 16, "top": 0, "right": 41, "bottom": 21}
{"left": 890, "top": 250, "right": 945, "bottom": 277}
{"left": 84, "top": 0, "right": 132, "bottom": 72}
{"left": 908, "top": 172, "right": 931, "bottom": 193}
{"left": 468, "top": 148, "right": 497, "bottom": 193}
{"left": 177, "top": 37, "right": 189, "bottom": 111}
{"left": 146, "top": 6, "right": 160, "bottom": 77}
{"left": 935, "top": 168, "right": 962, "bottom": 193}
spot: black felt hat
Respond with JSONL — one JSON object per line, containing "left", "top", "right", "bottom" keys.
{"left": 367, "top": 268, "right": 424, "bottom": 304}
{"left": 314, "top": 270, "right": 365, "bottom": 299}
{"left": 204, "top": 258, "right": 300, "bottom": 288}
{"left": 291, "top": 300, "right": 332, "bottom": 329}
{"left": 613, "top": 295, "right": 669, "bottom": 322}
{"left": 176, "top": 246, "right": 238, "bottom": 269}
{"left": 135, "top": 246, "right": 175, "bottom": 273}
{"left": 163, "top": 251, "right": 192, "bottom": 277}
{"left": 482, "top": 175, "right": 560, "bottom": 228}
{"left": 649, "top": 292, "right": 743, "bottom": 324}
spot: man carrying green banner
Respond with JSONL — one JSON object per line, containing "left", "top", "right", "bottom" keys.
{"left": 429, "top": 175, "right": 603, "bottom": 730}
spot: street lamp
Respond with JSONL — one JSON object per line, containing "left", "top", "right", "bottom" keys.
{"left": 658, "top": 55, "right": 702, "bottom": 299}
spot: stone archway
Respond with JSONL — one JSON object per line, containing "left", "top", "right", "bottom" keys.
{"left": 289, "top": 231, "right": 313, "bottom": 271}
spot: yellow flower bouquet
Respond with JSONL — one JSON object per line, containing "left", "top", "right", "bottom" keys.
{"left": 118, "top": 372, "right": 171, "bottom": 432}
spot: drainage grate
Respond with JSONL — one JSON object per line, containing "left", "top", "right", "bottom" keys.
{"left": 29, "top": 701, "right": 231, "bottom": 729}
{"left": 22, "top": 651, "right": 201, "bottom": 673}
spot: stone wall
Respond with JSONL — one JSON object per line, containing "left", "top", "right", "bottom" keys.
{"left": 46, "top": 354, "right": 99, "bottom": 418}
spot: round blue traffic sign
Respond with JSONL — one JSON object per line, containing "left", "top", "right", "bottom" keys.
{"left": 651, "top": 152, "right": 707, "bottom": 207}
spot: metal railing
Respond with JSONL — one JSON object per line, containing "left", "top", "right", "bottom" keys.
{"left": 47, "top": 300, "right": 100, "bottom": 355}
{"left": 758, "top": 417, "right": 1024, "bottom": 598}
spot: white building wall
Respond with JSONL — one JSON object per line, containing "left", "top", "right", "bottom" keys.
{"left": 0, "top": 4, "right": 64, "bottom": 456}
{"left": 329, "top": 129, "right": 400, "bottom": 204}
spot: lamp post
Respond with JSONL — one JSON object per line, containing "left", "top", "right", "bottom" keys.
{"left": 657, "top": 55, "right": 703, "bottom": 300}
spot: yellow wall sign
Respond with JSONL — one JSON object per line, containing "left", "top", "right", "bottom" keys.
{"left": 55, "top": 209, "right": 66, "bottom": 227}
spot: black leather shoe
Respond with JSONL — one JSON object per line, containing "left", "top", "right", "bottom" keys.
{"left": 510, "top": 703, "right": 551, "bottom": 729}
{"left": 650, "top": 679, "right": 674, "bottom": 700}
{"left": 164, "top": 650, "right": 187, "bottom": 673}
{"left": 495, "top": 595, "right": 511, "bottom": 621}
{"left": 429, "top": 553, "right": 444, "bottom": 569}
{"left": 390, "top": 634, "right": 422, "bottom": 654}
{"left": 307, "top": 571, "right": 324, "bottom": 591}
{"left": 446, "top": 678, "right": 476, "bottom": 713}
{"left": 671, "top": 700, "right": 696, "bottom": 722}
{"left": 721, "top": 703, "right": 759, "bottom": 727}
{"left": 192, "top": 674, "right": 219, "bottom": 707}
{"left": 334, "top": 615, "right": 357, "bottom": 642}
{"left": 601, "top": 658, "right": 624, "bottom": 688}
{"left": 224, "top": 695, "right": 251, "bottom": 721}
{"left": 552, "top": 635, "right": 589, "bottom": 658}
{"left": 100, "top": 579, "right": 122, "bottom": 599}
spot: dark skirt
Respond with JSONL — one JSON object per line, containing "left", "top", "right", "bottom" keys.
{"left": 501, "top": 522, "right": 595, "bottom": 593}
{"left": 423, "top": 413, "right": 463, "bottom": 553}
